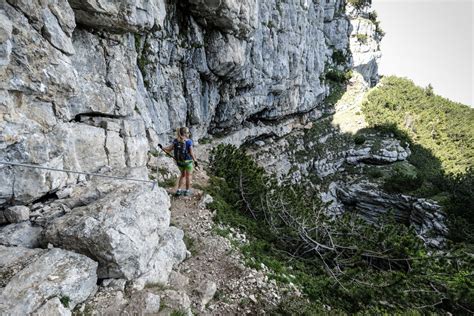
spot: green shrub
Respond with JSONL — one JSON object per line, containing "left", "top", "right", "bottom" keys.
{"left": 383, "top": 168, "right": 424, "bottom": 193}
{"left": 348, "top": 0, "right": 371, "bottom": 10}
{"left": 60, "top": 296, "right": 70, "bottom": 308}
{"left": 324, "top": 69, "right": 353, "bottom": 84}
{"left": 367, "top": 11, "right": 385, "bottom": 37}
{"left": 362, "top": 76, "right": 474, "bottom": 244}
{"left": 159, "top": 175, "right": 177, "bottom": 188}
{"left": 367, "top": 168, "right": 384, "bottom": 179}
{"left": 353, "top": 134, "right": 366, "bottom": 145}
{"left": 355, "top": 34, "right": 368, "bottom": 44}
{"left": 332, "top": 50, "right": 347, "bottom": 65}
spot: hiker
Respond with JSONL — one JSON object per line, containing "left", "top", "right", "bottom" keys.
{"left": 158, "top": 127, "right": 198, "bottom": 196}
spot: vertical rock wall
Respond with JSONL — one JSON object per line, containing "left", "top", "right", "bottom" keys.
{"left": 0, "top": 0, "right": 380, "bottom": 206}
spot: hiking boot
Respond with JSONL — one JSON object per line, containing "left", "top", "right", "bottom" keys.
{"left": 183, "top": 190, "right": 193, "bottom": 196}
{"left": 174, "top": 189, "right": 184, "bottom": 196}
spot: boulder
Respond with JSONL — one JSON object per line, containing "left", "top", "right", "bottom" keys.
{"left": 197, "top": 280, "right": 217, "bottom": 307}
{"left": 124, "top": 292, "right": 161, "bottom": 315}
{"left": 159, "top": 290, "right": 192, "bottom": 316}
{"left": 4, "top": 205, "right": 30, "bottom": 223}
{"left": 42, "top": 183, "right": 186, "bottom": 285}
{"left": 0, "top": 247, "right": 98, "bottom": 314}
{"left": 0, "top": 245, "right": 45, "bottom": 287}
{"left": 0, "top": 222, "right": 42, "bottom": 248}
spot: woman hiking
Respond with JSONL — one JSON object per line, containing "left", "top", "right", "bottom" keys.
{"left": 159, "top": 127, "right": 198, "bottom": 196}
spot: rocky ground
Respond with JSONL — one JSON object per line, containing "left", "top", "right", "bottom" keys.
{"left": 164, "top": 161, "right": 299, "bottom": 315}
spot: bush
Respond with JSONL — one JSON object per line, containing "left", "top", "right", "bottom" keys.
{"left": 332, "top": 50, "right": 347, "bottom": 65}
{"left": 367, "top": 168, "right": 384, "bottom": 179}
{"left": 324, "top": 69, "right": 353, "bottom": 84}
{"left": 383, "top": 169, "right": 424, "bottom": 193}
{"left": 355, "top": 34, "right": 368, "bottom": 44}
{"left": 353, "top": 134, "right": 366, "bottom": 145}
{"left": 362, "top": 76, "right": 473, "bottom": 174}
{"left": 348, "top": 0, "right": 371, "bottom": 10}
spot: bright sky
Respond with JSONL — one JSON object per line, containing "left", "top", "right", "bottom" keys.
{"left": 372, "top": 0, "right": 473, "bottom": 106}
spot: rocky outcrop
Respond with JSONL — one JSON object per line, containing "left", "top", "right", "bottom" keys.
{"left": 0, "top": 246, "right": 98, "bottom": 314}
{"left": 347, "top": 6, "right": 382, "bottom": 85}
{"left": 41, "top": 180, "right": 186, "bottom": 286}
{"left": 68, "top": 0, "right": 166, "bottom": 32}
{"left": 346, "top": 138, "right": 411, "bottom": 165}
{"left": 0, "top": 222, "right": 42, "bottom": 248}
{"left": 337, "top": 181, "right": 448, "bottom": 247}
{"left": 3, "top": 205, "right": 30, "bottom": 223}
{"left": 33, "top": 297, "right": 72, "bottom": 316}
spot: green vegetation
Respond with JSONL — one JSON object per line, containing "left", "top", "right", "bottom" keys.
{"left": 332, "top": 50, "right": 347, "bottom": 65}
{"left": 355, "top": 33, "right": 368, "bottom": 44}
{"left": 363, "top": 76, "right": 473, "bottom": 174}
{"left": 348, "top": 0, "right": 371, "bottom": 10}
{"left": 183, "top": 234, "right": 198, "bottom": 256}
{"left": 383, "top": 163, "right": 424, "bottom": 193}
{"left": 324, "top": 68, "right": 353, "bottom": 84}
{"left": 207, "top": 144, "right": 473, "bottom": 314}
{"left": 134, "top": 34, "right": 152, "bottom": 89}
{"left": 324, "top": 83, "right": 346, "bottom": 106}
{"left": 60, "top": 296, "right": 70, "bottom": 308}
{"left": 158, "top": 175, "right": 177, "bottom": 188}
{"left": 353, "top": 134, "right": 366, "bottom": 145}
{"left": 362, "top": 76, "right": 474, "bottom": 242}
{"left": 170, "top": 310, "right": 187, "bottom": 316}
{"left": 198, "top": 136, "right": 212, "bottom": 144}
{"left": 367, "top": 11, "right": 385, "bottom": 38}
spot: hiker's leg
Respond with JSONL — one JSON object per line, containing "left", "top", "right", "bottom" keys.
{"left": 178, "top": 170, "right": 185, "bottom": 189}
{"left": 185, "top": 170, "right": 191, "bottom": 190}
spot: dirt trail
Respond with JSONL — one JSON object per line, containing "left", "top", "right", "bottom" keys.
{"left": 165, "top": 161, "right": 290, "bottom": 315}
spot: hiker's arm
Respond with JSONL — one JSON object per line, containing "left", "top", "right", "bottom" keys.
{"left": 189, "top": 146, "right": 197, "bottom": 162}
{"left": 162, "top": 143, "right": 174, "bottom": 153}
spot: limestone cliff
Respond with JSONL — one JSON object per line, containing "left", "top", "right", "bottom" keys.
{"left": 0, "top": 0, "right": 386, "bottom": 313}
{"left": 0, "top": 0, "right": 380, "bottom": 207}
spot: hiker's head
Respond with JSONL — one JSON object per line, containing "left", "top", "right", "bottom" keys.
{"left": 176, "top": 127, "right": 190, "bottom": 141}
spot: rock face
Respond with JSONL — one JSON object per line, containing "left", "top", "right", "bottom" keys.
{"left": 0, "top": 246, "right": 98, "bottom": 314}
{"left": 33, "top": 297, "right": 72, "bottom": 316}
{"left": 346, "top": 138, "right": 411, "bottom": 165}
{"left": 0, "top": 0, "right": 381, "bottom": 207}
{"left": 41, "top": 181, "right": 186, "bottom": 284}
{"left": 337, "top": 181, "right": 448, "bottom": 247}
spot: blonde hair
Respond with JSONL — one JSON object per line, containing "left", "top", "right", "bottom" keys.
{"left": 175, "top": 127, "right": 189, "bottom": 142}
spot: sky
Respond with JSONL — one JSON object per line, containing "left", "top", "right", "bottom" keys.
{"left": 371, "top": 0, "right": 473, "bottom": 106}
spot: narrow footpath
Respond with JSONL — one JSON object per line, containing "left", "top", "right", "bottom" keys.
{"left": 164, "top": 163, "right": 294, "bottom": 315}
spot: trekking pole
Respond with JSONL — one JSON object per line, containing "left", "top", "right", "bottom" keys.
{"left": 157, "top": 144, "right": 177, "bottom": 161}
{"left": 157, "top": 144, "right": 199, "bottom": 170}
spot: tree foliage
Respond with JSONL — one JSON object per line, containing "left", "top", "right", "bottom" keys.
{"left": 362, "top": 76, "right": 473, "bottom": 175}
